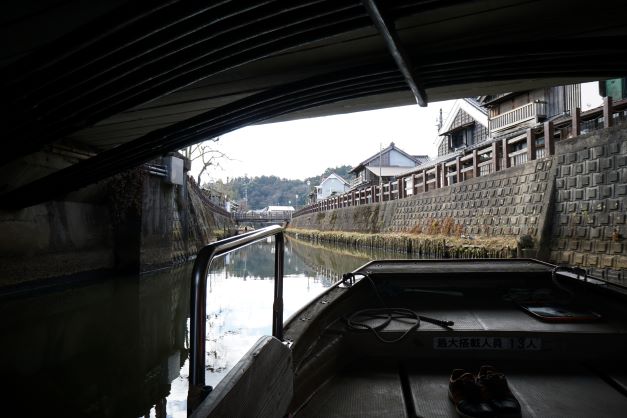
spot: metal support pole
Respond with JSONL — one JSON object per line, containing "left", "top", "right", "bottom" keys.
{"left": 362, "top": 0, "right": 427, "bottom": 106}
{"left": 272, "top": 233, "right": 284, "bottom": 340}
{"left": 188, "top": 226, "right": 284, "bottom": 413}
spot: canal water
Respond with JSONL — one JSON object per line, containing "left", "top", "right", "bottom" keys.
{"left": 0, "top": 236, "right": 413, "bottom": 418}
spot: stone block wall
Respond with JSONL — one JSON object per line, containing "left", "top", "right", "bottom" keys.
{"left": 291, "top": 158, "right": 553, "bottom": 246}
{"left": 386, "top": 160, "right": 553, "bottom": 239}
{"left": 292, "top": 125, "right": 627, "bottom": 284}
{"left": 550, "top": 126, "right": 627, "bottom": 283}
{"left": 140, "top": 172, "right": 234, "bottom": 272}
{"left": 185, "top": 176, "right": 234, "bottom": 257}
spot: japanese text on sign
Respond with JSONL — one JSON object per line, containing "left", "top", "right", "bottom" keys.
{"left": 433, "top": 336, "right": 541, "bottom": 350}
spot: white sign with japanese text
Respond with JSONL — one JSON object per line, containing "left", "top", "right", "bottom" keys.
{"left": 433, "top": 336, "right": 541, "bottom": 350}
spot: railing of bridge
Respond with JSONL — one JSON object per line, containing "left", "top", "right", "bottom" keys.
{"left": 234, "top": 211, "right": 293, "bottom": 221}
{"left": 294, "top": 98, "right": 627, "bottom": 218}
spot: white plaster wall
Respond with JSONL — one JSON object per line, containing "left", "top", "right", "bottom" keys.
{"left": 389, "top": 149, "right": 415, "bottom": 166}
{"left": 319, "top": 178, "right": 348, "bottom": 199}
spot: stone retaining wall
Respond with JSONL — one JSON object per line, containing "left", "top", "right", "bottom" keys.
{"left": 550, "top": 126, "right": 626, "bottom": 282}
{"left": 139, "top": 171, "right": 234, "bottom": 272}
{"left": 292, "top": 159, "right": 553, "bottom": 246}
{"left": 292, "top": 126, "right": 627, "bottom": 284}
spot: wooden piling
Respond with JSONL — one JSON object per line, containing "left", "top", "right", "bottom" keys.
{"left": 571, "top": 107, "right": 581, "bottom": 137}
{"left": 604, "top": 96, "right": 613, "bottom": 128}
{"left": 526, "top": 128, "right": 536, "bottom": 161}
{"left": 544, "top": 121, "right": 555, "bottom": 156}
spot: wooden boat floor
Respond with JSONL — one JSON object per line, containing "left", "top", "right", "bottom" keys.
{"left": 340, "top": 297, "right": 627, "bottom": 333}
{"left": 295, "top": 363, "right": 627, "bottom": 418}
{"left": 295, "top": 366, "right": 408, "bottom": 418}
{"left": 409, "top": 368, "right": 627, "bottom": 418}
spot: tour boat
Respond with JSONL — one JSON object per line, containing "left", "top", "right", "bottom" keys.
{"left": 187, "top": 226, "right": 627, "bottom": 417}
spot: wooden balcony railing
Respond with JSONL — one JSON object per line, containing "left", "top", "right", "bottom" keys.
{"left": 489, "top": 101, "right": 547, "bottom": 132}
{"left": 349, "top": 177, "right": 364, "bottom": 188}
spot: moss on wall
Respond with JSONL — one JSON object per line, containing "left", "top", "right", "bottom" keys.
{"left": 287, "top": 228, "right": 517, "bottom": 259}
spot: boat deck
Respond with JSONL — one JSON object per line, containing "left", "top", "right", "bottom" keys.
{"left": 329, "top": 287, "right": 627, "bottom": 363}
{"left": 296, "top": 362, "right": 627, "bottom": 418}
{"left": 191, "top": 260, "right": 627, "bottom": 418}
{"left": 294, "top": 301, "right": 627, "bottom": 417}
{"left": 289, "top": 262, "right": 627, "bottom": 417}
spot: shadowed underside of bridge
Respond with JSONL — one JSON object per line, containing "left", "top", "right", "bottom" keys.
{"left": 1, "top": 0, "right": 626, "bottom": 208}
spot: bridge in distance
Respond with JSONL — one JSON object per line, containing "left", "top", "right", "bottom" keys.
{"left": 234, "top": 212, "right": 293, "bottom": 224}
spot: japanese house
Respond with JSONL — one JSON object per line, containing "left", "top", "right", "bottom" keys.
{"left": 315, "top": 173, "right": 349, "bottom": 201}
{"left": 349, "top": 142, "right": 429, "bottom": 190}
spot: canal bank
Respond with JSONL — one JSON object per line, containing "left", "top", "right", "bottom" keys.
{"left": 291, "top": 125, "right": 627, "bottom": 284}
{"left": 0, "top": 154, "right": 235, "bottom": 286}
{"left": 287, "top": 229, "right": 517, "bottom": 259}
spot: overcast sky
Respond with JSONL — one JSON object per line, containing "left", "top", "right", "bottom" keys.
{"left": 193, "top": 100, "right": 455, "bottom": 182}
{"left": 192, "top": 82, "right": 603, "bottom": 183}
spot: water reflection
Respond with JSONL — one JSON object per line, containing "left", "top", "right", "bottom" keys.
{"left": 287, "top": 234, "right": 413, "bottom": 282}
{"left": 200, "top": 235, "right": 412, "bottom": 389}
{"left": 0, "top": 266, "right": 191, "bottom": 418}
{"left": 0, "top": 235, "right": 412, "bottom": 418}
{"left": 202, "top": 238, "right": 332, "bottom": 389}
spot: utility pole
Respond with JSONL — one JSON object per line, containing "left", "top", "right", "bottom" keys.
{"left": 379, "top": 143, "right": 383, "bottom": 202}
{"left": 243, "top": 174, "right": 248, "bottom": 203}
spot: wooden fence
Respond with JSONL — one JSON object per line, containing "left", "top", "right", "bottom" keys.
{"left": 294, "top": 98, "right": 626, "bottom": 217}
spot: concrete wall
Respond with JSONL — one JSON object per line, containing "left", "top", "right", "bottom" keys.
{"left": 292, "top": 125, "right": 627, "bottom": 284}
{"left": 0, "top": 156, "right": 234, "bottom": 286}
{"left": 105, "top": 164, "right": 234, "bottom": 274}
{"left": 0, "top": 185, "right": 115, "bottom": 286}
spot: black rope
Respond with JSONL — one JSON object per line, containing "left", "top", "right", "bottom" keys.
{"left": 344, "top": 272, "right": 454, "bottom": 343}
{"left": 347, "top": 308, "right": 420, "bottom": 343}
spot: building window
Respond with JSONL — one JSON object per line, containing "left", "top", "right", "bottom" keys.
{"left": 450, "top": 127, "right": 474, "bottom": 150}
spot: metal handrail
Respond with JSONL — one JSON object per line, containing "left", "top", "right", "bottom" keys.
{"left": 188, "top": 225, "right": 285, "bottom": 409}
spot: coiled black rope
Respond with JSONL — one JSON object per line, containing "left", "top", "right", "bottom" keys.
{"left": 343, "top": 272, "right": 454, "bottom": 343}
{"left": 347, "top": 308, "right": 418, "bottom": 343}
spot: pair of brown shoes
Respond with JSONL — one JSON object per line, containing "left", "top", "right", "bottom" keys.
{"left": 448, "top": 365, "right": 521, "bottom": 418}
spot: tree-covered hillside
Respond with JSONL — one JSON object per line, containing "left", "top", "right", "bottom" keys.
{"left": 204, "top": 165, "right": 352, "bottom": 210}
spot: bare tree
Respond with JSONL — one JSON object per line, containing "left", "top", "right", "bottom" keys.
{"left": 186, "top": 137, "right": 232, "bottom": 185}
